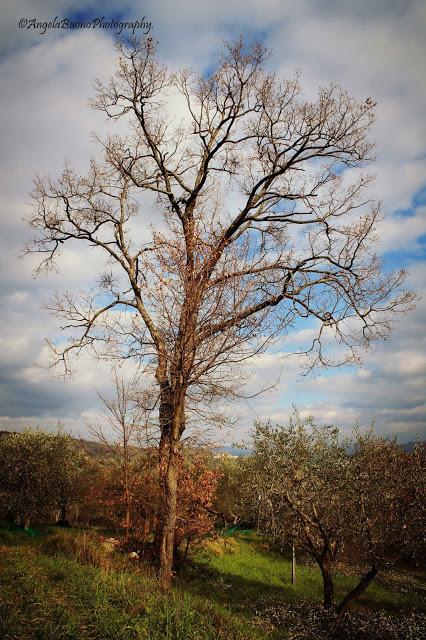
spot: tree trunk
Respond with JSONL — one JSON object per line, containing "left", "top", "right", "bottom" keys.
{"left": 124, "top": 481, "right": 131, "bottom": 542}
{"left": 157, "top": 384, "right": 185, "bottom": 591}
{"left": 336, "top": 562, "right": 379, "bottom": 618}
{"left": 319, "top": 560, "right": 334, "bottom": 608}
{"left": 183, "top": 537, "right": 191, "bottom": 560}
{"left": 158, "top": 433, "right": 179, "bottom": 590}
{"left": 57, "top": 502, "right": 70, "bottom": 527}
{"left": 124, "top": 502, "right": 131, "bottom": 541}
{"left": 153, "top": 384, "right": 172, "bottom": 555}
{"left": 291, "top": 539, "right": 297, "bottom": 584}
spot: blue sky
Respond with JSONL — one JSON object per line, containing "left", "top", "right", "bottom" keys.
{"left": 0, "top": 0, "right": 425, "bottom": 442}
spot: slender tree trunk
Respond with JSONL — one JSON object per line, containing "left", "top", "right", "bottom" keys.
{"left": 319, "top": 560, "right": 334, "bottom": 608}
{"left": 124, "top": 489, "right": 131, "bottom": 541}
{"left": 336, "top": 562, "right": 379, "bottom": 618}
{"left": 123, "top": 469, "right": 131, "bottom": 542}
{"left": 183, "top": 537, "right": 191, "bottom": 560}
{"left": 222, "top": 514, "right": 228, "bottom": 532}
{"left": 57, "top": 502, "right": 70, "bottom": 527}
{"left": 291, "top": 539, "right": 297, "bottom": 584}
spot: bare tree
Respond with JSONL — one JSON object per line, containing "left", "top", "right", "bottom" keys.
{"left": 26, "top": 37, "right": 415, "bottom": 589}
{"left": 88, "top": 370, "right": 148, "bottom": 541}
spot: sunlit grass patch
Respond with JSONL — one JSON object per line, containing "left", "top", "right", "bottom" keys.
{"left": 187, "top": 533, "right": 426, "bottom": 616}
{"left": 0, "top": 528, "right": 258, "bottom": 640}
{"left": 1, "top": 526, "right": 425, "bottom": 640}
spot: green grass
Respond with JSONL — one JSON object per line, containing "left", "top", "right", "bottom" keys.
{"left": 183, "top": 534, "right": 426, "bottom": 617}
{"left": 0, "top": 527, "right": 424, "bottom": 640}
{"left": 0, "top": 530, "right": 253, "bottom": 639}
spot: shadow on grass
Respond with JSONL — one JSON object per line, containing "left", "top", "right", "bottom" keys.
{"left": 178, "top": 560, "right": 301, "bottom": 617}
{"left": 178, "top": 558, "right": 426, "bottom": 619}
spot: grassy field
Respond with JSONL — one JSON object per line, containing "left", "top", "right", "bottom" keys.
{"left": 0, "top": 527, "right": 425, "bottom": 640}
{"left": 185, "top": 533, "right": 426, "bottom": 613}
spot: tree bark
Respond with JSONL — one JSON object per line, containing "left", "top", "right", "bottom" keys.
{"left": 319, "top": 560, "right": 334, "bottom": 608}
{"left": 123, "top": 475, "right": 131, "bottom": 542}
{"left": 158, "top": 436, "right": 179, "bottom": 590}
{"left": 157, "top": 383, "right": 185, "bottom": 590}
{"left": 153, "top": 382, "right": 172, "bottom": 553}
{"left": 183, "top": 537, "right": 191, "bottom": 560}
{"left": 336, "top": 562, "right": 379, "bottom": 618}
{"left": 291, "top": 539, "right": 297, "bottom": 584}
{"left": 57, "top": 502, "right": 70, "bottom": 527}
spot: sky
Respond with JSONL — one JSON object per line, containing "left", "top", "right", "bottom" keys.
{"left": 0, "top": 0, "right": 425, "bottom": 443}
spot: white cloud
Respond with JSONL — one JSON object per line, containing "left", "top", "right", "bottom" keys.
{"left": 3, "top": 291, "right": 28, "bottom": 304}
{"left": 378, "top": 207, "right": 426, "bottom": 254}
{"left": 268, "top": 3, "right": 426, "bottom": 215}
{"left": 0, "top": 1, "right": 425, "bottom": 442}
{"left": 220, "top": 262, "right": 426, "bottom": 441}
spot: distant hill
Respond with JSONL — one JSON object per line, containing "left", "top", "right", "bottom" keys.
{"left": 400, "top": 441, "right": 423, "bottom": 453}
{"left": 0, "top": 430, "right": 423, "bottom": 457}
{"left": 0, "top": 431, "right": 111, "bottom": 458}
{"left": 216, "top": 446, "right": 252, "bottom": 457}
{"left": 76, "top": 437, "right": 113, "bottom": 458}
{"left": 214, "top": 442, "right": 426, "bottom": 457}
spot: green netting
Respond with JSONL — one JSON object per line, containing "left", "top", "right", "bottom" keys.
{"left": 5, "top": 524, "right": 40, "bottom": 537}
{"left": 223, "top": 525, "right": 240, "bottom": 537}
{"left": 224, "top": 525, "right": 256, "bottom": 537}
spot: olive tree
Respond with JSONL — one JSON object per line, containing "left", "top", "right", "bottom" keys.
{"left": 26, "top": 37, "right": 414, "bottom": 588}
{"left": 212, "top": 456, "right": 254, "bottom": 531}
{"left": 250, "top": 416, "right": 351, "bottom": 608}
{"left": 336, "top": 431, "right": 425, "bottom": 618}
{"left": 249, "top": 418, "right": 425, "bottom": 614}
{"left": 0, "top": 429, "right": 86, "bottom": 528}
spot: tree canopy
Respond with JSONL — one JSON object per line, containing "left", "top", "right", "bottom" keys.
{"left": 25, "top": 36, "right": 415, "bottom": 588}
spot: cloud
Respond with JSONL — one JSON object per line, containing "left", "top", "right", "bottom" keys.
{"left": 268, "top": 3, "right": 426, "bottom": 214}
{"left": 0, "top": 1, "right": 425, "bottom": 442}
{"left": 229, "top": 263, "right": 426, "bottom": 441}
{"left": 378, "top": 206, "right": 426, "bottom": 255}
